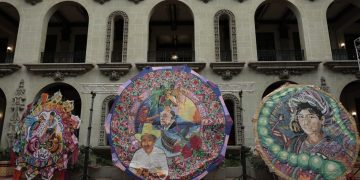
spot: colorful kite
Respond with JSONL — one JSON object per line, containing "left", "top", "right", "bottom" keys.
{"left": 105, "top": 66, "right": 233, "bottom": 179}
{"left": 254, "top": 85, "right": 359, "bottom": 179}
{"left": 13, "top": 91, "right": 81, "bottom": 179}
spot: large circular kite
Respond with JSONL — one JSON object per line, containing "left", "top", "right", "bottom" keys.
{"left": 13, "top": 91, "right": 81, "bottom": 179}
{"left": 105, "top": 66, "right": 233, "bottom": 179}
{"left": 254, "top": 85, "right": 359, "bottom": 179}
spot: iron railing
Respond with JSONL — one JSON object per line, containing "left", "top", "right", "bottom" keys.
{"left": 148, "top": 50, "right": 195, "bottom": 62}
{"left": 257, "top": 49, "right": 304, "bottom": 61}
{"left": 41, "top": 51, "right": 86, "bottom": 63}
{"left": 331, "top": 49, "right": 357, "bottom": 60}
{"left": 220, "top": 51, "right": 232, "bottom": 62}
{"left": 0, "top": 52, "right": 14, "bottom": 63}
{"left": 111, "top": 50, "right": 123, "bottom": 62}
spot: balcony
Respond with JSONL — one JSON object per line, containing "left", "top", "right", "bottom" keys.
{"left": 257, "top": 50, "right": 304, "bottom": 61}
{"left": 111, "top": 50, "right": 123, "bottom": 62}
{"left": 147, "top": 50, "right": 195, "bottom": 62}
{"left": 0, "top": 52, "right": 14, "bottom": 63}
{"left": 219, "top": 51, "right": 232, "bottom": 62}
{"left": 331, "top": 49, "right": 357, "bottom": 60}
{"left": 41, "top": 51, "right": 86, "bottom": 63}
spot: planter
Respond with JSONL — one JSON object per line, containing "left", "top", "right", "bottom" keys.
{"left": 0, "top": 161, "right": 14, "bottom": 177}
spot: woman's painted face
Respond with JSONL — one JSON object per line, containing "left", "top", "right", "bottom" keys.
{"left": 297, "top": 109, "right": 323, "bottom": 135}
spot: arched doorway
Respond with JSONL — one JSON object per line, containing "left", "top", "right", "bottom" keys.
{"left": 327, "top": 0, "right": 360, "bottom": 60}
{"left": 42, "top": 2, "right": 89, "bottom": 63}
{"left": 254, "top": 1, "right": 304, "bottom": 61}
{"left": 262, "top": 80, "right": 297, "bottom": 98}
{"left": 148, "top": 0, "right": 194, "bottom": 62}
{"left": 340, "top": 80, "right": 360, "bottom": 130}
{"left": 0, "top": 88, "right": 6, "bottom": 143}
{"left": 35, "top": 83, "right": 81, "bottom": 137}
{"left": 0, "top": 2, "right": 20, "bottom": 63}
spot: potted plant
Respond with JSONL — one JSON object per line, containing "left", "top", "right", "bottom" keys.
{"left": 0, "top": 147, "right": 14, "bottom": 177}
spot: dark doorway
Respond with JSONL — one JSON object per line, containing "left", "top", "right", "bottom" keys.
{"left": 73, "top": 35, "right": 87, "bottom": 63}
{"left": 112, "top": 16, "right": 124, "bottom": 62}
{"left": 219, "top": 14, "right": 232, "bottom": 62}
{"left": 43, "top": 35, "right": 57, "bottom": 63}
{"left": 340, "top": 81, "right": 360, "bottom": 131}
{"left": 0, "top": 88, "right": 6, "bottom": 143}
{"left": 225, "top": 99, "right": 235, "bottom": 146}
{"left": 0, "top": 38, "right": 8, "bottom": 63}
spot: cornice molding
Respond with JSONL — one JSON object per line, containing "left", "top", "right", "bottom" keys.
{"left": 210, "top": 62, "right": 245, "bottom": 80}
{"left": 25, "top": 0, "right": 42, "bottom": 5}
{"left": 324, "top": 60, "right": 360, "bottom": 79}
{"left": 24, "top": 63, "right": 94, "bottom": 81}
{"left": 248, "top": 61, "right": 321, "bottom": 79}
{"left": 135, "top": 62, "right": 206, "bottom": 72}
{"left": 0, "top": 64, "right": 22, "bottom": 78}
{"left": 97, "top": 63, "right": 132, "bottom": 81}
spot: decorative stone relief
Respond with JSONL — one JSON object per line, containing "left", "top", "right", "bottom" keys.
{"left": 99, "top": 95, "right": 116, "bottom": 146}
{"left": 320, "top": 76, "right": 330, "bottom": 93}
{"left": 135, "top": 62, "right": 206, "bottom": 72}
{"left": 0, "top": 64, "right": 21, "bottom": 78}
{"left": 248, "top": 61, "right": 321, "bottom": 79}
{"left": 105, "top": 11, "right": 129, "bottom": 63}
{"left": 24, "top": 64, "right": 94, "bottom": 81}
{"left": 25, "top": 0, "right": 42, "bottom": 5}
{"left": 94, "top": 0, "right": 111, "bottom": 4}
{"left": 214, "top": 10, "right": 238, "bottom": 62}
{"left": 7, "top": 79, "right": 26, "bottom": 147}
{"left": 210, "top": 62, "right": 245, "bottom": 80}
{"left": 222, "top": 93, "right": 243, "bottom": 145}
{"left": 324, "top": 61, "right": 360, "bottom": 79}
{"left": 98, "top": 63, "right": 132, "bottom": 81}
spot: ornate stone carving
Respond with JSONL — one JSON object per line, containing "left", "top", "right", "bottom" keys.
{"left": 222, "top": 94, "right": 243, "bottom": 145}
{"left": 210, "top": 62, "right": 245, "bottom": 80}
{"left": 99, "top": 95, "right": 116, "bottom": 146}
{"left": 214, "top": 10, "right": 238, "bottom": 62}
{"left": 105, "top": 11, "right": 129, "bottom": 63}
{"left": 0, "top": 64, "right": 21, "bottom": 78}
{"left": 248, "top": 61, "right": 321, "bottom": 79}
{"left": 135, "top": 62, "right": 206, "bottom": 72}
{"left": 94, "top": 0, "right": 110, "bottom": 4}
{"left": 324, "top": 60, "right": 360, "bottom": 79}
{"left": 97, "top": 63, "right": 132, "bottom": 81}
{"left": 25, "top": 0, "right": 42, "bottom": 5}
{"left": 128, "top": 0, "right": 144, "bottom": 4}
{"left": 24, "top": 63, "right": 94, "bottom": 81}
{"left": 7, "top": 79, "right": 26, "bottom": 147}
{"left": 320, "top": 76, "right": 330, "bottom": 92}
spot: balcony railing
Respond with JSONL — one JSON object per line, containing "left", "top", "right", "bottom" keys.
{"left": 257, "top": 49, "right": 304, "bottom": 61}
{"left": 331, "top": 49, "right": 357, "bottom": 60}
{"left": 111, "top": 50, "right": 123, "bottom": 62}
{"left": 0, "top": 52, "right": 14, "bottom": 63}
{"left": 41, "top": 51, "right": 86, "bottom": 63}
{"left": 148, "top": 50, "right": 195, "bottom": 62}
{"left": 220, "top": 51, "right": 232, "bottom": 62}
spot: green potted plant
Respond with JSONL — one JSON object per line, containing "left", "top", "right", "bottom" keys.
{"left": 0, "top": 147, "right": 14, "bottom": 177}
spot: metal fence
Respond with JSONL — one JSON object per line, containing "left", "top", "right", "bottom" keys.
{"left": 41, "top": 51, "right": 86, "bottom": 63}
{"left": 331, "top": 49, "right": 357, "bottom": 60}
{"left": 0, "top": 52, "right": 14, "bottom": 63}
{"left": 257, "top": 49, "right": 304, "bottom": 61}
{"left": 147, "top": 50, "right": 195, "bottom": 62}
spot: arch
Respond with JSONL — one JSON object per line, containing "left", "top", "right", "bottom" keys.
{"left": 35, "top": 83, "right": 82, "bottom": 116}
{"left": 0, "top": 2, "right": 20, "bottom": 63}
{"left": 99, "top": 95, "right": 116, "bottom": 146}
{"left": 0, "top": 88, "right": 6, "bottom": 143}
{"left": 105, "top": 11, "right": 129, "bottom": 63}
{"left": 41, "top": 1, "right": 89, "bottom": 63}
{"left": 214, "top": 9, "right": 238, "bottom": 62}
{"left": 222, "top": 93, "right": 243, "bottom": 145}
{"left": 254, "top": 0, "right": 304, "bottom": 61}
{"left": 148, "top": 0, "right": 195, "bottom": 62}
{"left": 340, "top": 80, "right": 360, "bottom": 130}
{"left": 262, "top": 80, "right": 297, "bottom": 98}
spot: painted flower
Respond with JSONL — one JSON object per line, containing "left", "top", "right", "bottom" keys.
{"left": 190, "top": 135, "right": 202, "bottom": 151}
{"left": 181, "top": 145, "right": 192, "bottom": 159}
{"left": 173, "top": 144, "right": 182, "bottom": 153}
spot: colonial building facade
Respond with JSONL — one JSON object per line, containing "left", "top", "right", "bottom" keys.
{"left": 0, "top": 0, "right": 359, "bottom": 155}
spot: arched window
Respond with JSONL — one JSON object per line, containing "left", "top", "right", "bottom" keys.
{"left": 222, "top": 94, "right": 242, "bottom": 146}
{"left": 148, "top": 0, "right": 194, "bottom": 62}
{"left": 262, "top": 80, "right": 297, "bottom": 98}
{"left": 327, "top": 0, "right": 360, "bottom": 60}
{"left": 42, "top": 2, "right": 89, "bottom": 63}
{"left": 214, "top": 10, "right": 237, "bottom": 62}
{"left": 254, "top": 1, "right": 304, "bottom": 61}
{"left": 105, "top": 11, "right": 129, "bottom": 63}
{"left": 0, "top": 2, "right": 19, "bottom": 63}
{"left": 99, "top": 95, "right": 116, "bottom": 146}
{"left": 340, "top": 81, "right": 360, "bottom": 131}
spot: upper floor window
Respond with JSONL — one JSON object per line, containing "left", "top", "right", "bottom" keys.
{"left": 0, "top": 2, "right": 19, "bottom": 63}
{"left": 148, "top": 0, "right": 194, "bottom": 62}
{"left": 42, "top": 2, "right": 88, "bottom": 63}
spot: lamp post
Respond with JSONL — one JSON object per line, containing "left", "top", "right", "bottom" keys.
{"left": 82, "top": 91, "right": 96, "bottom": 180}
{"left": 238, "top": 90, "right": 247, "bottom": 180}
